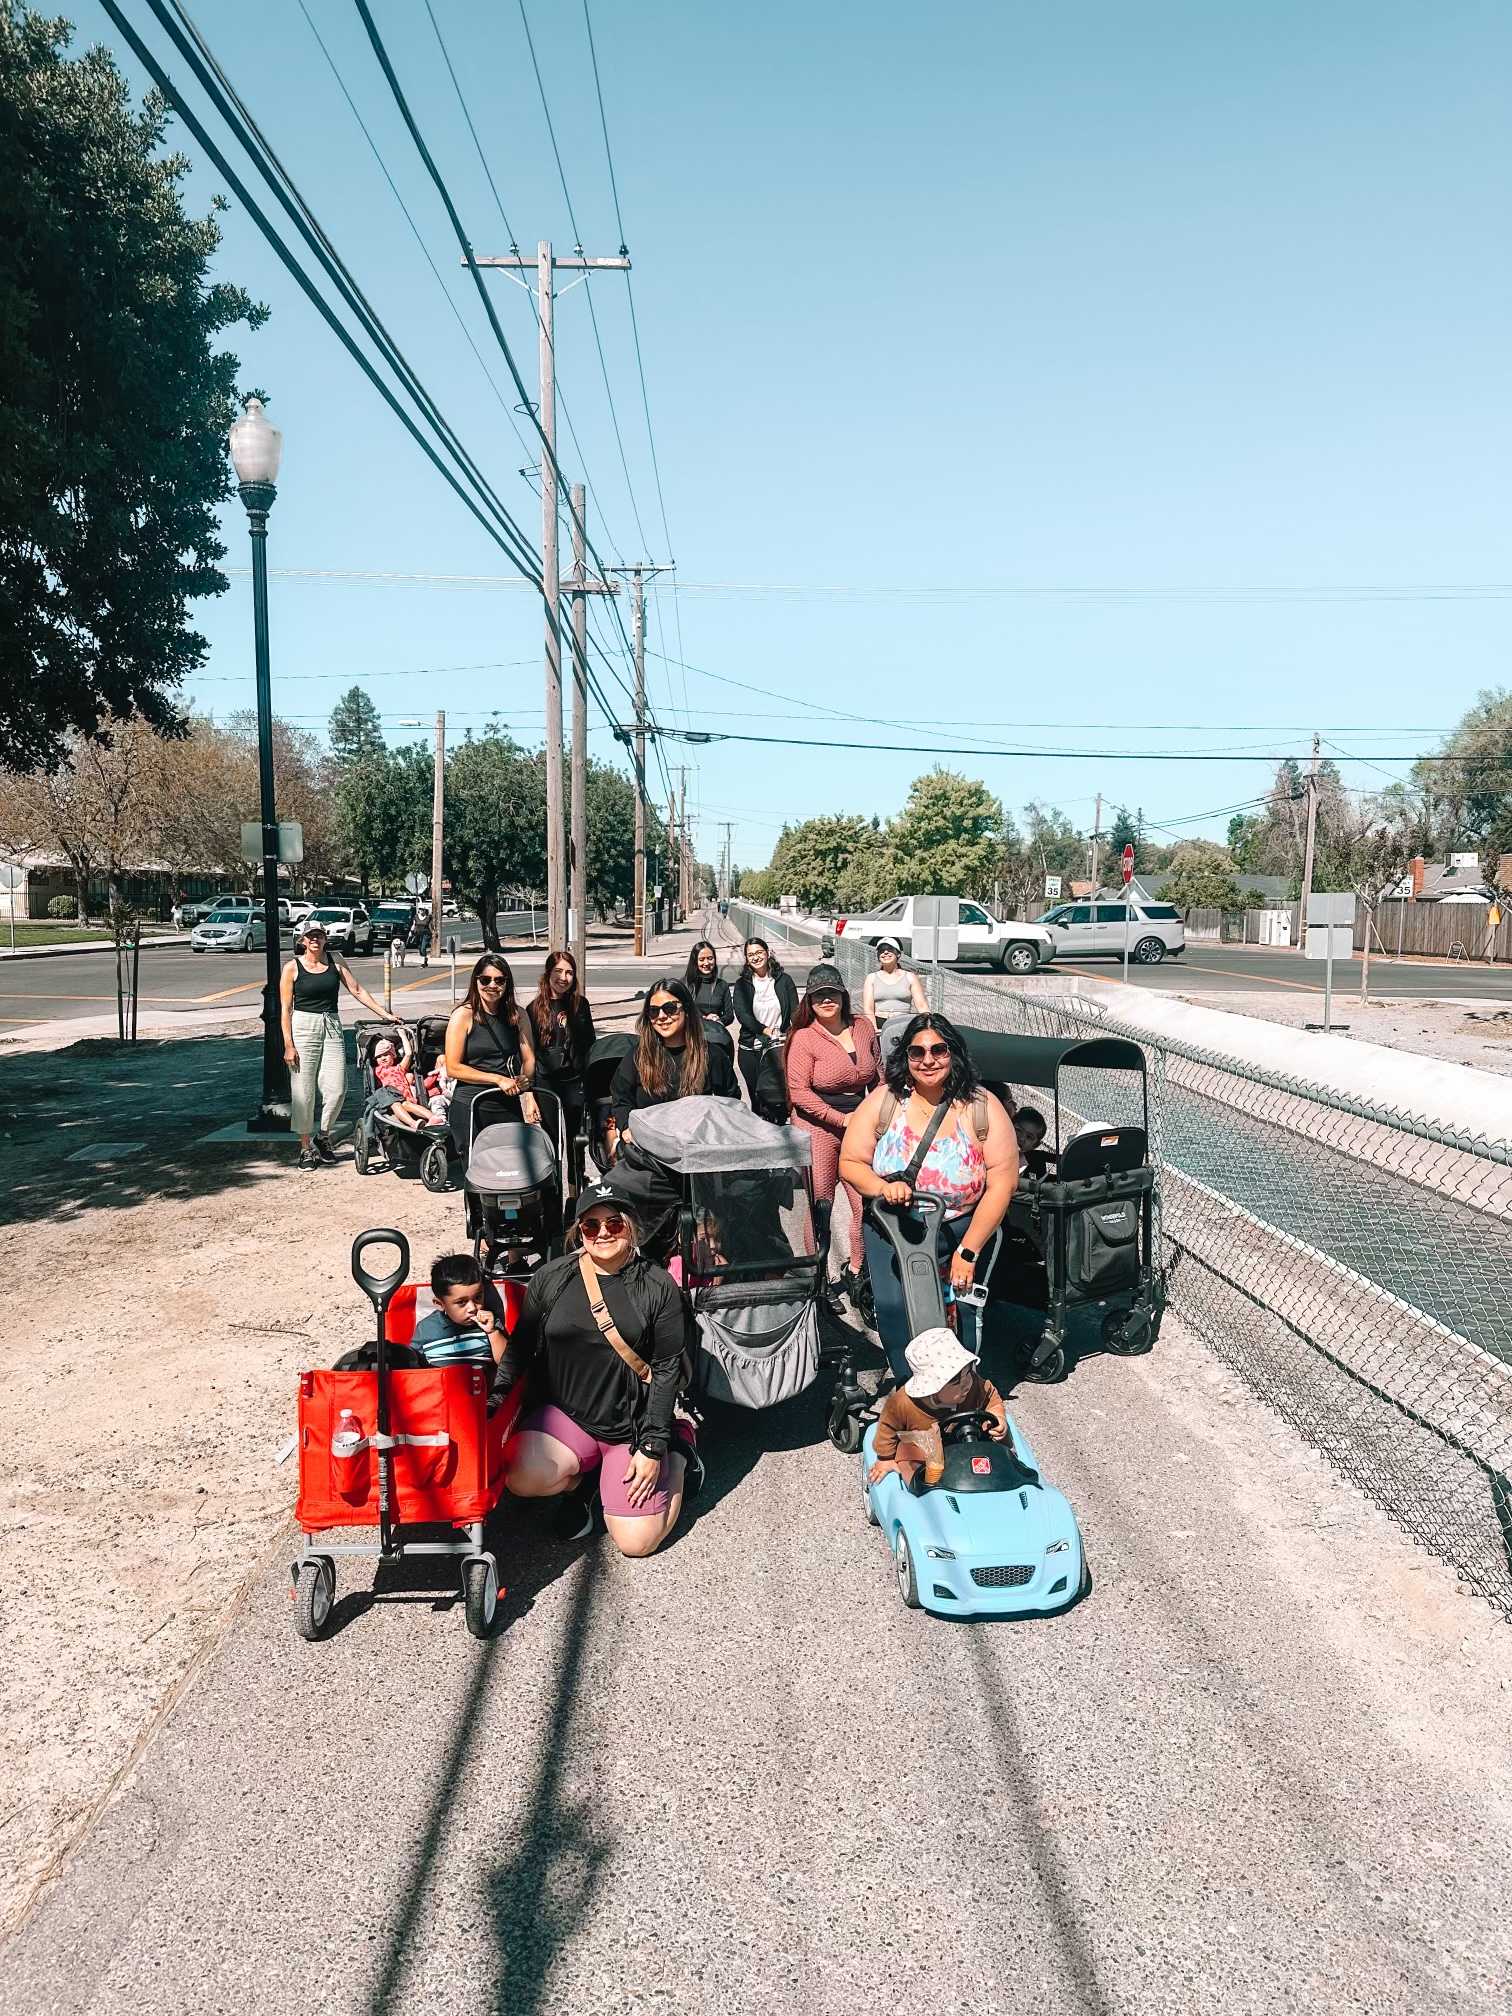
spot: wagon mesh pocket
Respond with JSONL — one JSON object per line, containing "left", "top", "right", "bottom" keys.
{"left": 1065, "top": 1198, "right": 1139, "bottom": 1296}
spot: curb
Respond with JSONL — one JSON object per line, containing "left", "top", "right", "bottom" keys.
{"left": 0, "top": 935, "right": 184, "bottom": 962}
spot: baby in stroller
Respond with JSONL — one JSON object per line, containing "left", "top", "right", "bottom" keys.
{"left": 372, "top": 1035, "right": 442, "bottom": 1131}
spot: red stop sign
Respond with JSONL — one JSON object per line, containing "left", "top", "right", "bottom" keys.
{"left": 1121, "top": 844, "right": 1134, "bottom": 885}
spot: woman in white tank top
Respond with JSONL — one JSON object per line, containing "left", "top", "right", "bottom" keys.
{"left": 862, "top": 937, "right": 929, "bottom": 1060}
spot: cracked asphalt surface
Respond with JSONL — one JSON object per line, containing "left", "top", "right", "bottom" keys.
{"left": 7, "top": 1308, "right": 1510, "bottom": 2016}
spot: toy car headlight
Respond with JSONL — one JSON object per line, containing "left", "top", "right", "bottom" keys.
{"left": 924, "top": 1547, "right": 956, "bottom": 1561}
{"left": 1044, "top": 1539, "right": 1070, "bottom": 1555}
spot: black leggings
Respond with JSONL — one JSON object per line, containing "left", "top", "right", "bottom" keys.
{"left": 738, "top": 1038, "right": 787, "bottom": 1121}
{"left": 863, "top": 1207, "right": 979, "bottom": 1381}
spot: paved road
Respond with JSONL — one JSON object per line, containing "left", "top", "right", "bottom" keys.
{"left": 0, "top": 936, "right": 725, "bottom": 1031}
{"left": 7, "top": 1310, "right": 1508, "bottom": 2016}
{"left": 1045, "top": 941, "right": 1512, "bottom": 1002}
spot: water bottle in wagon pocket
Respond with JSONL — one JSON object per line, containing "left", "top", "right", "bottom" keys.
{"left": 332, "top": 1407, "right": 368, "bottom": 1497}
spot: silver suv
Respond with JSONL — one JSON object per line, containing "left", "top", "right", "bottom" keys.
{"left": 1036, "top": 900, "right": 1185, "bottom": 965}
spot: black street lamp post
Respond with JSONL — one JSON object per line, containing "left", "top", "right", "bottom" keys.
{"left": 229, "top": 396, "right": 291, "bottom": 1132}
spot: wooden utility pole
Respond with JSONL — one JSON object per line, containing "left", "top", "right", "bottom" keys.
{"left": 607, "top": 563, "right": 674, "bottom": 952}
{"left": 475, "top": 241, "right": 631, "bottom": 949}
{"left": 1089, "top": 792, "right": 1103, "bottom": 893}
{"left": 671, "top": 766, "right": 691, "bottom": 917}
{"left": 430, "top": 709, "right": 445, "bottom": 948}
{"left": 563, "top": 484, "right": 618, "bottom": 977}
{"left": 1297, "top": 731, "right": 1320, "bottom": 952}
{"left": 720, "top": 822, "right": 735, "bottom": 903}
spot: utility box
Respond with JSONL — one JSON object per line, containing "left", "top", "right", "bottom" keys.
{"left": 913, "top": 895, "right": 960, "bottom": 963}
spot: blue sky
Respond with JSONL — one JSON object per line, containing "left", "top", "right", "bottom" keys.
{"left": 74, "top": 0, "right": 1512, "bottom": 872}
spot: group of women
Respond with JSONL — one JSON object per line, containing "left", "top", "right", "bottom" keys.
{"left": 290, "top": 919, "right": 1018, "bottom": 1562}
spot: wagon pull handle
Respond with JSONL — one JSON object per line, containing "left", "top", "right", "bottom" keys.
{"left": 351, "top": 1228, "right": 410, "bottom": 1314}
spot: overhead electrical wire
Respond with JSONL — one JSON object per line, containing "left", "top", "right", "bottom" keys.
{"left": 102, "top": 0, "right": 543, "bottom": 584}
{"left": 640, "top": 727, "right": 1492, "bottom": 764}
{"left": 292, "top": 0, "right": 532, "bottom": 463}
{"left": 348, "top": 0, "right": 667, "bottom": 773}
{"left": 514, "top": 0, "right": 652, "bottom": 556}
{"left": 423, "top": 0, "right": 629, "bottom": 563}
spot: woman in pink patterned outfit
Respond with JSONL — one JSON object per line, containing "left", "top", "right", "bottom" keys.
{"left": 783, "top": 963, "right": 881, "bottom": 1295}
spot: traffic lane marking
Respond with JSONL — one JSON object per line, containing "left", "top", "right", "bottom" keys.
{"left": 0, "top": 991, "right": 201, "bottom": 1005}
{"left": 1052, "top": 959, "right": 1319, "bottom": 994}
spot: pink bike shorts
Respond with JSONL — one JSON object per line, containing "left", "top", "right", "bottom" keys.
{"left": 509, "top": 1403, "right": 693, "bottom": 1520}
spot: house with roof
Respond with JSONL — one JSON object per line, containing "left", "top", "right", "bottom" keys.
{"left": 1385, "top": 855, "right": 1494, "bottom": 906}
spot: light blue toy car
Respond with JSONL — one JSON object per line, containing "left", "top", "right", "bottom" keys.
{"left": 861, "top": 1407, "right": 1087, "bottom": 1617}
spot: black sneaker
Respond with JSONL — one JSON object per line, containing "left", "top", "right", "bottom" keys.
{"left": 552, "top": 1483, "right": 600, "bottom": 1541}
{"left": 312, "top": 1135, "right": 337, "bottom": 1165}
{"left": 297, "top": 1146, "right": 321, "bottom": 1171}
{"left": 678, "top": 1438, "right": 706, "bottom": 1501}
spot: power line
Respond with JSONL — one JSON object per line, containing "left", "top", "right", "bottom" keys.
{"left": 642, "top": 727, "right": 1494, "bottom": 764}
{"left": 292, "top": 0, "right": 532, "bottom": 464}
{"left": 98, "top": 0, "right": 543, "bottom": 584}
{"left": 514, "top": 0, "right": 652, "bottom": 555}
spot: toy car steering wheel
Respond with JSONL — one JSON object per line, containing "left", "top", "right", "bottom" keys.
{"left": 937, "top": 1406, "right": 999, "bottom": 1441}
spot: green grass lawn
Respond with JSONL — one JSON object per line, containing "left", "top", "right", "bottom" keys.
{"left": 0, "top": 921, "right": 180, "bottom": 949}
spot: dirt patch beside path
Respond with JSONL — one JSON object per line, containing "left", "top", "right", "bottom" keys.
{"left": 0, "top": 1029, "right": 464, "bottom": 1933}
{"left": 1173, "top": 988, "right": 1512, "bottom": 1076}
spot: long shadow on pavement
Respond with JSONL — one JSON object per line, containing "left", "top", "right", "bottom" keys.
{"left": 0, "top": 1029, "right": 291, "bottom": 1226}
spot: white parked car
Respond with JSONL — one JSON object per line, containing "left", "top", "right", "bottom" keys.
{"left": 830, "top": 896, "right": 1056, "bottom": 975}
{"left": 285, "top": 899, "right": 315, "bottom": 928}
{"left": 1036, "top": 899, "right": 1185, "bottom": 965}
{"left": 190, "top": 898, "right": 293, "bottom": 952}
{"left": 306, "top": 904, "right": 374, "bottom": 955}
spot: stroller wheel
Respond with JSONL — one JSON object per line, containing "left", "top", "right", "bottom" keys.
{"left": 420, "top": 1139, "right": 450, "bottom": 1193}
{"left": 1102, "top": 1307, "right": 1153, "bottom": 1356}
{"left": 293, "top": 1558, "right": 334, "bottom": 1642}
{"left": 826, "top": 1385, "right": 864, "bottom": 1454}
{"left": 353, "top": 1127, "right": 371, "bottom": 1177}
{"left": 1025, "top": 1343, "right": 1067, "bottom": 1384}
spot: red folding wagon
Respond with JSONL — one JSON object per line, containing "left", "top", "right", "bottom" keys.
{"left": 290, "top": 1230, "right": 525, "bottom": 1641}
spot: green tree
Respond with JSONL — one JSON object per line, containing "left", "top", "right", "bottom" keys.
{"left": 582, "top": 758, "right": 638, "bottom": 915}
{"left": 1413, "top": 687, "right": 1512, "bottom": 859}
{"left": 328, "top": 686, "right": 385, "bottom": 769}
{"left": 0, "top": 10, "right": 266, "bottom": 774}
{"left": 1001, "top": 801, "right": 1086, "bottom": 917}
{"left": 333, "top": 745, "right": 431, "bottom": 895}
{"left": 767, "top": 813, "right": 891, "bottom": 912}
{"left": 889, "top": 769, "right": 1003, "bottom": 898}
{"left": 1161, "top": 840, "right": 1244, "bottom": 913}
{"left": 445, "top": 735, "right": 545, "bottom": 947}
{"left": 1107, "top": 805, "right": 1138, "bottom": 860}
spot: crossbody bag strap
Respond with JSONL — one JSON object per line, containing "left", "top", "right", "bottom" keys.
{"left": 577, "top": 1251, "right": 651, "bottom": 1382}
{"left": 899, "top": 1096, "right": 950, "bottom": 1188}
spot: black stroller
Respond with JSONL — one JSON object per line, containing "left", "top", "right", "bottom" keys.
{"left": 972, "top": 1027, "right": 1164, "bottom": 1383}
{"left": 463, "top": 1086, "right": 564, "bottom": 1284}
{"left": 582, "top": 1032, "right": 635, "bottom": 1175}
{"left": 352, "top": 1020, "right": 452, "bottom": 1193}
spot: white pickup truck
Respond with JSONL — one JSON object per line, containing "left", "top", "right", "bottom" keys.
{"left": 829, "top": 896, "right": 1056, "bottom": 975}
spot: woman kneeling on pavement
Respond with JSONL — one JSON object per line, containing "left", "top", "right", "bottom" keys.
{"left": 279, "top": 920, "right": 391, "bottom": 1170}
{"left": 838, "top": 1012, "right": 1018, "bottom": 1381}
{"left": 492, "top": 1177, "right": 702, "bottom": 1554}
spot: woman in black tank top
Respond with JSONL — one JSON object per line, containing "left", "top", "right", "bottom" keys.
{"left": 443, "top": 955, "right": 541, "bottom": 1158}
{"left": 279, "top": 921, "right": 388, "bottom": 1168}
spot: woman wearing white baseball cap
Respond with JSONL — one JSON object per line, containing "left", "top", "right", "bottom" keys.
{"left": 862, "top": 938, "right": 928, "bottom": 1064}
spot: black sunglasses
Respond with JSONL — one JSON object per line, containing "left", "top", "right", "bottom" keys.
{"left": 810, "top": 991, "right": 842, "bottom": 1004}
{"left": 907, "top": 1041, "right": 951, "bottom": 1061}
{"left": 648, "top": 1000, "right": 684, "bottom": 1020}
{"left": 477, "top": 974, "right": 506, "bottom": 988}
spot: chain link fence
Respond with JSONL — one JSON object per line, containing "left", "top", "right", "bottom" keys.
{"left": 729, "top": 903, "right": 1512, "bottom": 1615}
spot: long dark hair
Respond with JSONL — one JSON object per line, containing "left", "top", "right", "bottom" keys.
{"left": 684, "top": 939, "right": 722, "bottom": 989}
{"left": 790, "top": 984, "right": 853, "bottom": 1035}
{"left": 882, "top": 1012, "right": 980, "bottom": 1105}
{"left": 464, "top": 953, "right": 519, "bottom": 1025}
{"left": 635, "top": 978, "right": 708, "bottom": 1098}
{"left": 742, "top": 936, "right": 785, "bottom": 979}
{"left": 530, "top": 948, "right": 582, "bottom": 1040}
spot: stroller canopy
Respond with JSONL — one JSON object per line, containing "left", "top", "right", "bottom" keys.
{"left": 467, "top": 1121, "right": 558, "bottom": 1193}
{"left": 629, "top": 1095, "right": 812, "bottom": 1173}
{"left": 959, "top": 1028, "right": 1146, "bottom": 1089}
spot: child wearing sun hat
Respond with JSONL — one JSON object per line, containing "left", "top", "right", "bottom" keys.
{"left": 867, "top": 1327, "right": 1010, "bottom": 1488}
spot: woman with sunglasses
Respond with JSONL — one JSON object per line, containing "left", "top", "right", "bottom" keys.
{"left": 783, "top": 962, "right": 881, "bottom": 1301}
{"left": 492, "top": 1179, "right": 702, "bottom": 1552}
{"left": 609, "top": 978, "right": 738, "bottom": 1148}
{"left": 278, "top": 920, "right": 391, "bottom": 1170}
{"left": 443, "top": 955, "right": 541, "bottom": 1159}
{"left": 733, "top": 937, "right": 799, "bottom": 1121}
{"left": 839, "top": 1012, "right": 1017, "bottom": 1378}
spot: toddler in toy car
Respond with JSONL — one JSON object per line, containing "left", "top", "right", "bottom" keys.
{"left": 868, "top": 1328, "right": 1009, "bottom": 1488}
